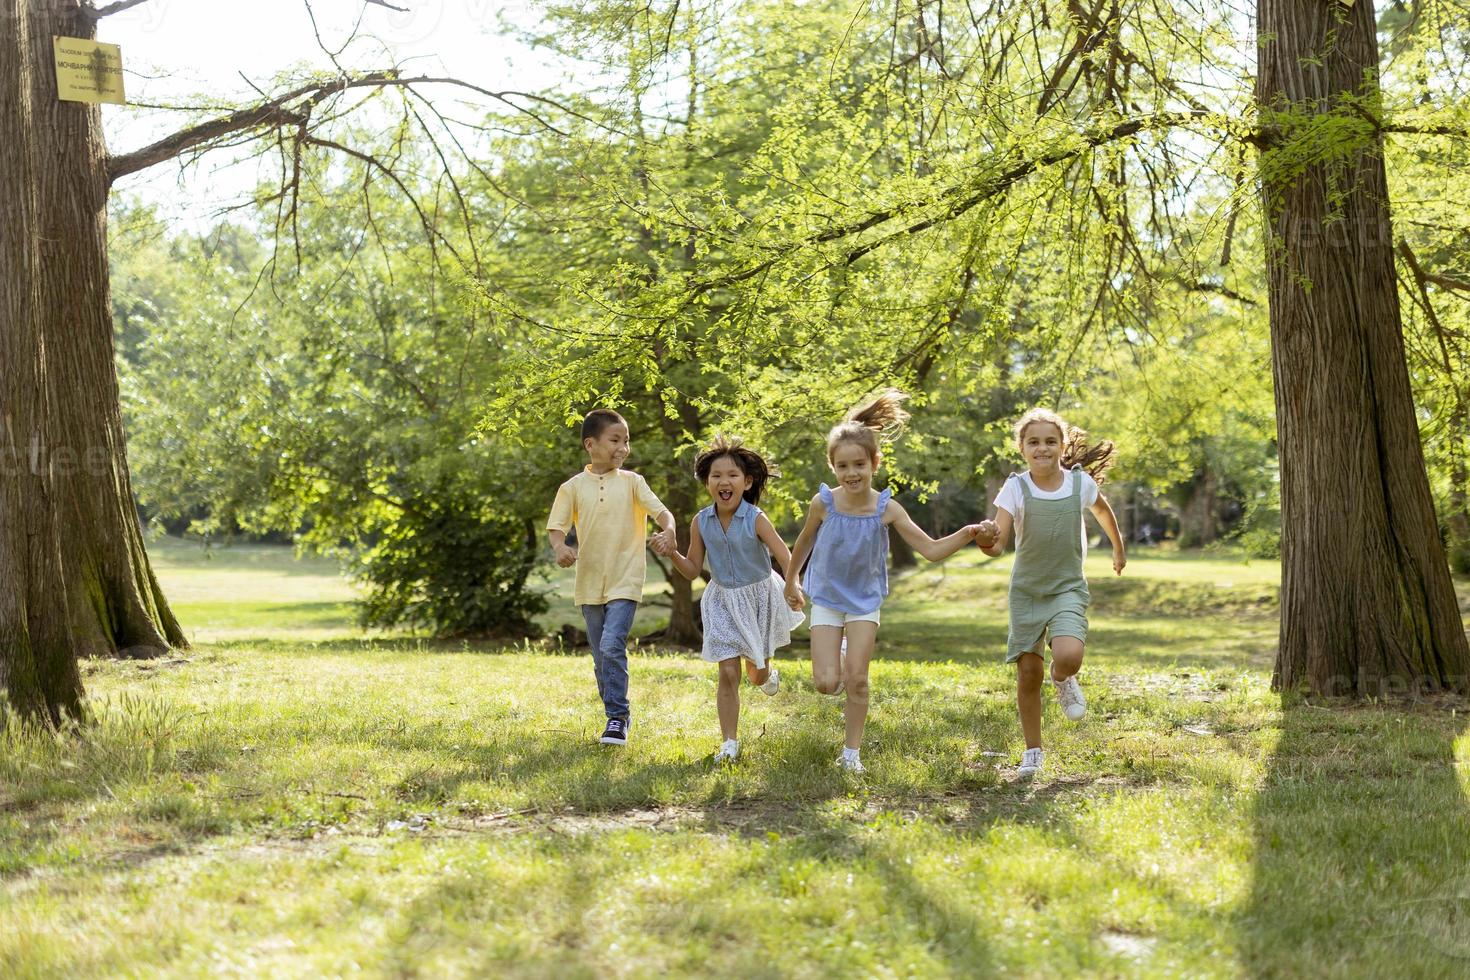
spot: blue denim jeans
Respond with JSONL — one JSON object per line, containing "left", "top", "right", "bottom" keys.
{"left": 581, "top": 599, "right": 637, "bottom": 720}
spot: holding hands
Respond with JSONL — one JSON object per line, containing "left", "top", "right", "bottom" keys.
{"left": 783, "top": 578, "right": 805, "bottom": 612}
{"left": 973, "top": 519, "right": 999, "bottom": 550}
{"left": 649, "top": 527, "right": 678, "bottom": 557}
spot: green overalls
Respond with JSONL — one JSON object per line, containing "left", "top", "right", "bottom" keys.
{"left": 1005, "top": 467, "right": 1090, "bottom": 663}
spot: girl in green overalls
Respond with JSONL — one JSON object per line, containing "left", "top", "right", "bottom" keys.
{"left": 976, "top": 408, "right": 1126, "bottom": 778}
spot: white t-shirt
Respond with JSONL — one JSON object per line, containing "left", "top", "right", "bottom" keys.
{"left": 992, "top": 469, "right": 1099, "bottom": 556}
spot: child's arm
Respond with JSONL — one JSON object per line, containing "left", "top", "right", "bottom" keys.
{"left": 783, "top": 495, "right": 827, "bottom": 607}
{"left": 548, "top": 529, "right": 577, "bottom": 567}
{"left": 1089, "top": 493, "right": 1127, "bottom": 575}
{"left": 978, "top": 509, "right": 1014, "bottom": 558}
{"left": 547, "top": 484, "right": 577, "bottom": 566}
{"left": 884, "top": 500, "right": 978, "bottom": 562}
{"left": 668, "top": 519, "right": 706, "bottom": 580}
{"left": 755, "top": 513, "right": 794, "bottom": 571}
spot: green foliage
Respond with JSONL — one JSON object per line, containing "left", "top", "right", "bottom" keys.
{"left": 111, "top": 0, "right": 1470, "bottom": 637}
{"left": 112, "top": 160, "right": 556, "bottom": 636}
{"left": 355, "top": 489, "right": 546, "bottom": 637}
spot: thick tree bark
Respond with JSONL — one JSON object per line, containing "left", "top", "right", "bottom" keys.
{"left": 1, "top": 0, "right": 185, "bottom": 722}
{"left": 1257, "top": 0, "right": 1470, "bottom": 696}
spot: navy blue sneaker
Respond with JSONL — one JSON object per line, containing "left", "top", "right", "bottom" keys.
{"left": 600, "top": 718, "right": 629, "bottom": 745}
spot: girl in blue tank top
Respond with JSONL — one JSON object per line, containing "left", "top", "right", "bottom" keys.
{"left": 785, "top": 390, "right": 983, "bottom": 774}
{"left": 669, "top": 437, "right": 805, "bottom": 764}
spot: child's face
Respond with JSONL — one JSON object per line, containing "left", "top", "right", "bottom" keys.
{"left": 705, "top": 455, "right": 752, "bottom": 509}
{"left": 584, "top": 422, "right": 630, "bottom": 470}
{"left": 1020, "top": 422, "right": 1064, "bottom": 473}
{"left": 829, "top": 441, "right": 877, "bottom": 494}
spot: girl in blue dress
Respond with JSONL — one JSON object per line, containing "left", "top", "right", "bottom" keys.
{"left": 670, "top": 437, "right": 805, "bottom": 763}
{"left": 784, "top": 391, "right": 982, "bottom": 773}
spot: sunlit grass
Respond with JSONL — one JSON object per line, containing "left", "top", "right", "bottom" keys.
{"left": 3, "top": 541, "right": 1467, "bottom": 977}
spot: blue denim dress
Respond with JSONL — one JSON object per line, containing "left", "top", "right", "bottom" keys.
{"left": 803, "top": 484, "right": 891, "bottom": 616}
{"left": 696, "top": 500, "right": 804, "bottom": 665}
{"left": 695, "top": 500, "right": 773, "bottom": 587}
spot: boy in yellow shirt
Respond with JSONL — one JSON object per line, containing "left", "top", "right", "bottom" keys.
{"left": 547, "top": 409, "right": 677, "bottom": 745}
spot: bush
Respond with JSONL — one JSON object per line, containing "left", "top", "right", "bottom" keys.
{"left": 355, "top": 497, "right": 547, "bottom": 638}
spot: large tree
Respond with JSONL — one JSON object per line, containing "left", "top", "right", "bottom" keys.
{"left": 3, "top": 0, "right": 180, "bottom": 725}
{"left": 1257, "top": 0, "right": 1468, "bottom": 695}
{"left": 1, "top": 0, "right": 554, "bottom": 722}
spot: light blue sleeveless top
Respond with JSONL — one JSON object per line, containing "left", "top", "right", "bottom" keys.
{"left": 803, "top": 484, "right": 891, "bottom": 615}
{"left": 696, "top": 500, "right": 773, "bottom": 588}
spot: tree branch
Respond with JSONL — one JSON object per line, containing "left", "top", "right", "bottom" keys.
{"left": 694, "top": 110, "right": 1211, "bottom": 293}
{"left": 107, "top": 72, "right": 399, "bottom": 183}
{"left": 91, "top": 0, "right": 155, "bottom": 18}
{"left": 107, "top": 72, "right": 610, "bottom": 184}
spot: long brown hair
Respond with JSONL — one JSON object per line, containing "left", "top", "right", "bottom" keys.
{"left": 827, "top": 389, "right": 910, "bottom": 463}
{"left": 1014, "top": 407, "right": 1117, "bottom": 482}
{"left": 694, "top": 435, "right": 775, "bottom": 505}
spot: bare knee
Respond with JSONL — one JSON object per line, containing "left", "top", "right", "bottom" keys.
{"left": 1050, "top": 639, "right": 1085, "bottom": 678}
{"left": 813, "top": 672, "right": 842, "bottom": 695}
{"left": 1017, "top": 655, "right": 1045, "bottom": 693}
{"left": 845, "top": 675, "right": 870, "bottom": 704}
{"left": 718, "top": 660, "right": 742, "bottom": 689}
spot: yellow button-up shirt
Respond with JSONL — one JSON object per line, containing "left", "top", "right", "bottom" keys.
{"left": 547, "top": 466, "right": 669, "bottom": 606}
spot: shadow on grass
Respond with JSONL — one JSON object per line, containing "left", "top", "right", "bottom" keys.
{"left": 1239, "top": 694, "right": 1470, "bottom": 974}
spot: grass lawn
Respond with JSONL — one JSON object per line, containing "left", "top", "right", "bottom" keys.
{"left": 3, "top": 539, "right": 1469, "bottom": 977}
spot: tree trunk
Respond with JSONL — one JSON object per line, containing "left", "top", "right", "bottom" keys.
{"left": 1257, "top": 0, "right": 1470, "bottom": 696}
{"left": 658, "top": 473, "right": 703, "bottom": 647}
{"left": 1, "top": 0, "right": 185, "bottom": 723}
{"left": 1444, "top": 409, "right": 1470, "bottom": 575}
{"left": 1178, "top": 468, "right": 1220, "bottom": 548}
{"left": 889, "top": 520, "right": 917, "bottom": 569}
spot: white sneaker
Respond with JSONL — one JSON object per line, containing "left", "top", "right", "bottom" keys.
{"left": 1054, "top": 674, "right": 1086, "bottom": 721}
{"left": 760, "top": 666, "right": 780, "bottom": 696}
{"left": 1017, "top": 747, "right": 1044, "bottom": 778}
{"left": 837, "top": 748, "right": 865, "bottom": 774}
{"left": 833, "top": 638, "right": 847, "bottom": 697}
{"left": 714, "top": 739, "right": 740, "bottom": 764}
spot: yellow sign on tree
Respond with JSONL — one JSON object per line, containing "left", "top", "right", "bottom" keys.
{"left": 53, "top": 37, "right": 125, "bottom": 105}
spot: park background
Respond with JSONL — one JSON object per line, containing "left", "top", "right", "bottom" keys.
{"left": 4, "top": 0, "right": 1470, "bottom": 975}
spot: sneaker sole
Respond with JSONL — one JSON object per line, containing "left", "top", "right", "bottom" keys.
{"left": 600, "top": 735, "right": 628, "bottom": 745}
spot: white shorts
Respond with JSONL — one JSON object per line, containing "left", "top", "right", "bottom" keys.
{"left": 810, "top": 603, "right": 881, "bottom": 629}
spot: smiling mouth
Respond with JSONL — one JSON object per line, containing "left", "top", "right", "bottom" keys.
{"left": 717, "top": 489, "right": 734, "bottom": 501}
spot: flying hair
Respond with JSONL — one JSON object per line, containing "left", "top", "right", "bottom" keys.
{"left": 694, "top": 435, "right": 776, "bottom": 505}
{"left": 826, "top": 389, "right": 910, "bottom": 463}
{"left": 1014, "top": 407, "right": 1117, "bottom": 482}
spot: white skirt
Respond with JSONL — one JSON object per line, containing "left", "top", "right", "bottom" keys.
{"left": 700, "top": 570, "right": 806, "bottom": 667}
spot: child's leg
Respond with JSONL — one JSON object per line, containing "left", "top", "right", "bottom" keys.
{"left": 1016, "top": 651, "right": 1045, "bottom": 749}
{"left": 1049, "top": 636, "right": 1084, "bottom": 682}
{"left": 810, "top": 627, "right": 843, "bottom": 694}
{"left": 581, "top": 604, "right": 608, "bottom": 705}
{"left": 595, "top": 599, "right": 638, "bottom": 720}
{"left": 717, "top": 658, "right": 742, "bottom": 740}
{"left": 744, "top": 658, "right": 770, "bottom": 686}
{"left": 841, "top": 621, "right": 879, "bottom": 750}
